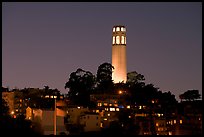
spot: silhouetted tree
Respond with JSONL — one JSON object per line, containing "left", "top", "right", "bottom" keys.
{"left": 179, "top": 89, "right": 201, "bottom": 101}
{"left": 65, "top": 68, "right": 96, "bottom": 106}
{"left": 113, "top": 82, "right": 128, "bottom": 94}
{"left": 127, "top": 71, "right": 145, "bottom": 85}
{"left": 2, "top": 98, "right": 10, "bottom": 116}
{"left": 96, "top": 62, "right": 114, "bottom": 94}
{"left": 128, "top": 82, "right": 145, "bottom": 105}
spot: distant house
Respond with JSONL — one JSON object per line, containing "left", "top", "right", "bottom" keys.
{"left": 26, "top": 107, "right": 68, "bottom": 135}
{"left": 174, "top": 100, "right": 202, "bottom": 135}
{"left": 65, "top": 106, "right": 89, "bottom": 125}
{"left": 79, "top": 112, "right": 101, "bottom": 132}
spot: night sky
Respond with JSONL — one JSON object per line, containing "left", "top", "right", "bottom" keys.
{"left": 2, "top": 2, "right": 202, "bottom": 101}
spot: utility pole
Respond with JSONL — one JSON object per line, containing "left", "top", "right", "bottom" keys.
{"left": 54, "top": 97, "right": 56, "bottom": 135}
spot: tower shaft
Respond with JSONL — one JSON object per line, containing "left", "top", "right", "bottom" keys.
{"left": 112, "top": 25, "right": 127, "bottom": 83}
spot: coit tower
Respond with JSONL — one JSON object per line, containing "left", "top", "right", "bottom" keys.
{"left": 112, "top": 25, "right": 127, "bottom": 83}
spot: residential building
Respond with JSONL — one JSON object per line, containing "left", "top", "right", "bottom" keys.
{"left": 79, "top": 112, "right": 101, "bottom": 132}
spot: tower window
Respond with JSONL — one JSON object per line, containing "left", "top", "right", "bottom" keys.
{"left": 112, "top": 36, "right": 115, "bottom": 44}
{"left": 113, "top": 28, "right": 115, "bottom": 32}
{"left": 121, "top": 36, "right": 125, "bottom": 44}
{"left": 116, "top": 36, "right": 120, "bottom": 44}
{"left": 116, "top": 27, "right": 120, "bottom": 32}
{"left": 121, "top": 27, "right": 126, "bottom": 32}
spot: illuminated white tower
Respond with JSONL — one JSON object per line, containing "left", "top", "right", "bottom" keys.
{"left": 112, "top": 25, "right": 127, "bottom": 83}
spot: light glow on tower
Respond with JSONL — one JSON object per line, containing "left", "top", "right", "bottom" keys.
{"left": 112, "top": 25, "right": 127, "bottom": 83}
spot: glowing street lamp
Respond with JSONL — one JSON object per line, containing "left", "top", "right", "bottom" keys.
{"left": 10, "top": 111, "right": 14, "bottom": 115}
{"left": 118, "top": 90, "right": 123, "bottom": 94}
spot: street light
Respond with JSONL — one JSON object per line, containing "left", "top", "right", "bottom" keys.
{"left": 118, "top": 90, "right": 123, "bottom": 94}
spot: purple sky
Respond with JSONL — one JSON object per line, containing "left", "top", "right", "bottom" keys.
{"left": 2, "top": 2, "right": 202, "bottom": 101}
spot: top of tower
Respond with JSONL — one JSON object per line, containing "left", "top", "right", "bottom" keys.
{"left": 112, "top": 25, "right": 126, "bottom": 32}
{"left": 113, "top": 25, "right": 125, "bottom": 28}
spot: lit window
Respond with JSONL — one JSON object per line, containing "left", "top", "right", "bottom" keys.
{"left": 116, "top": 108, "right": 119, "bottom": 111}
{"left": 104, "top": 118, "right": 107, "bottom": 121}
{"left": 121, "top": 36, "right": 125, "bottom": 44}
{"left": 180, "top": 120, "right": 182, "bottom": 124}
{"left": 77, "top": 106, "right": 80, "bottom": 109}
{"left": 174, "top": 120, "right": 176, "bottom": 124}
{"left": 158, "top": 127, "right": 163, "bottom": 131}
{"left": 112, "top": 36, "right": 115, "bottom": 44}
{"left": 127, "top": 105, "right": 130, "bottom": 109}
{"left": 168, "top": 132, "right": 172, "bottom": 135}
{"left": 114, "top": 104, "right": 118, "bottom": 107}
{"left": 152, "top": 100, "right": 155, "bottom": 103}
{"left": 110, "top": 108, "right": 115, "bottom": 111}
{"left": 121, "top": 27, "right": 123, "bottom": 31}
{"left": 139, "top": 106, "right": 142, "bottom": 109}
{"left": 109, "top": 104, "right": 112, "bottom": 106}
{"left": 116, "top": 27, "right": 120, "bottom": 31}
{"left": 96, "top": 110, "right": 99, "bottom": 113}
{"left": 45, "top": 95, "right": 49, "bottom": 98}
{"left": 156, "top": 123, "right": 159, "bottom": 126}
{"left": 116, "top": 36, "right": 120, "bottom": 44}
{"left": 113, "top": 27, "right": 115, "bottom": 32}
{"left": 100, "top": 123, "right": 103, "bottom": 127}
{"left": 98, "top": 103, "right": 102, "bottom": 106}
{"left": 107, "top": 113, "right": 110, "bottom": 116}
{"left": 104, "top": 103, "right": 108, "bottom": 106}
{"left": 158, "top": 113, "right": 161, "bottom": 117}
{"left": 128, "top": 115, "right": 131, "bottom": 118}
